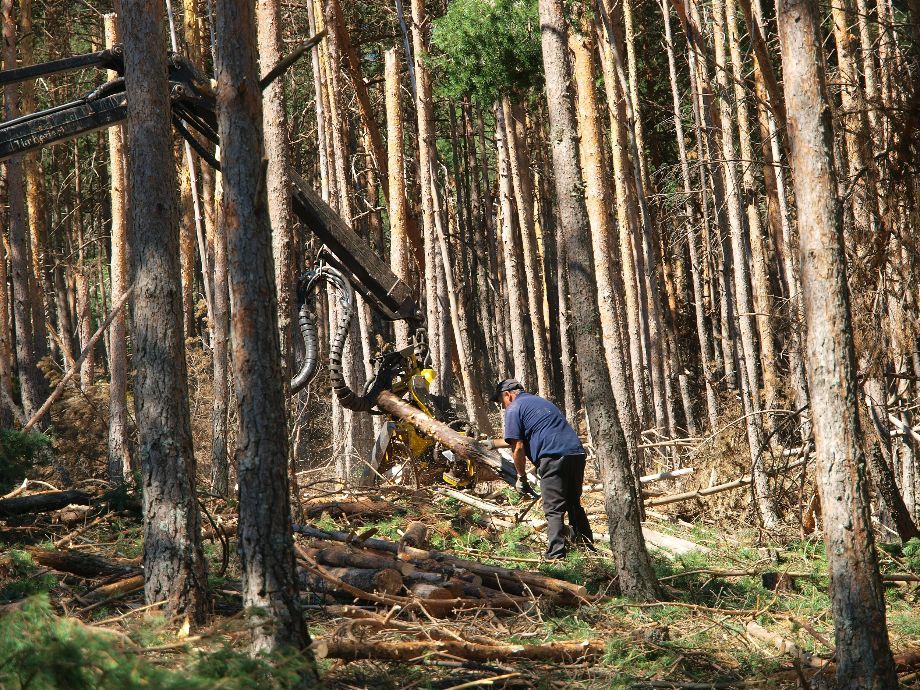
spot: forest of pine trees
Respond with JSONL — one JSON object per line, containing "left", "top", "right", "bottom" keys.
{"left": 0, "top": 0, "right": 918, "bottom": 686}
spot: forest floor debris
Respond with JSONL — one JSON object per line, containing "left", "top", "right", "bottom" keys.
{"left": 1, "top": 473, "right": 919, "bottom": 689}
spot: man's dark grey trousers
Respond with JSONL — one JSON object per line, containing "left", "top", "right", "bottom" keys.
{"left": 537, "top": 454, "right": 593, "bottom": 559}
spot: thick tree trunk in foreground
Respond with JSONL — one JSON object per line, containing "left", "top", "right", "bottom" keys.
{"left": 104, "top": 13, "right": 132, "bottom": 485}
{"left": 539, "top": 0, "right": 660, "bottom": 601}
{"left": 776, "top": 0, "right": 898, "bottom": 685}
{"left": 121, "top": 0, "right": 207, "bottom": 623}
{"left": 214, "top": 0, "right": 310, "bottom": 656}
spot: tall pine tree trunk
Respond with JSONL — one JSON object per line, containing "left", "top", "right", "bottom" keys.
{"left": 257, "top": 0, "right": 297, "bottom": 374}
{"left": 777, "top": 0, "right": 898, "bottom": 683}
{"left": 121, "top": 0, "right": 207, "bottom": 623}
{"left": 540, "top": 0, "right": 659, "bottom": 600}
{"left": 3, "top": 0, "right": 44, "bottom": 418}
{"left": 385, "top": 48, "right": 412, "bottom": 349}
{"left": 105, "top": 13, "right": 132, "bottom": 484}
{"left": 214, "top": 0, "right": 310, "bottom": 657}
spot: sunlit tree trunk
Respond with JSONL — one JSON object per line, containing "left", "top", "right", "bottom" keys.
{"left": 104, "top": 13, "right": 132, "bottom": 484}
{"left": 494, "top": 104, "right": 532, "bottom": 387}
{"left": 777, "top": 0, "right": 899, "bottom": 683}
{"left": 540, "top": 0, "right": 659, "bottom": 600}
{"left": 257, "top": 0, "right": 297, "bottom": 375}
{"left": 501, "top": 98, "right": 551, "bottom": 398}
{"left": 570, "top": 23, "right": 641, "bottom": 476}
{"left": 385, "top": 48, "right": 412, "bottom": 349}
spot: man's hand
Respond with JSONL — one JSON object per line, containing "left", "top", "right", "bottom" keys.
{"left": 515, "top": 474, "right": 538, "bottom": 498}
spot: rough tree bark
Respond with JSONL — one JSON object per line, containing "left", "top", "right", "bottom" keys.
{"left": 209, "top": 163, "right": 231, "bottom": 496}
{"left": 776, "top": 0, "right": 899, "bottom": 684}
{"left": 539, "top": 0, "right": 660, "bottom": 601}
{"left": 213, "top": 0, "right": 310, "bottom": 656}
{"left": 121, "top": 0, "right": 207, "bottom": 623}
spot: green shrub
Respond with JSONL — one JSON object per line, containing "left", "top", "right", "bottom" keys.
{"left": 0, "top": 430, "right": 51, "bottom": 493}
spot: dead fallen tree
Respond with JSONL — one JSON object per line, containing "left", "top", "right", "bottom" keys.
{"left": 316, "top": 636, "right": 606, "bottom": 663}
{"left": 25, "top": 547, "right": 139, "bottom": 579}
{"left": 0, "top": 490, "right": 93, "bottom": 518}
{"left": 645, "top": 477, "right": 753, "bottom": 507}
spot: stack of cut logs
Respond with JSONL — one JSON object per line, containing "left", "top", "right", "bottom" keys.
{"left": 293, "top": 522, "right": 590, "bottom": 617}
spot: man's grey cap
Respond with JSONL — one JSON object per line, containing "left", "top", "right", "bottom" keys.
{"left": 490, "top": 378, "right": 524, "bottom": 402}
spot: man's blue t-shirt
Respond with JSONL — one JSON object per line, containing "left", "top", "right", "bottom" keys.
{"left": 503, "top": 392, "right": 585, "bottom": 466}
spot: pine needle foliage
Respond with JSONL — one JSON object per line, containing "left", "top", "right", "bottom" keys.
{"left": 0, "top": 596, "right": 313, "bottom": 690}
{"left": 430, "top": 0, "right": 542, "bottom": 101}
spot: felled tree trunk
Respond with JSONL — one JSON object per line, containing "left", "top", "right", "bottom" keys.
{"left": 0, "top": 490, "right": 92, "bottom": 517}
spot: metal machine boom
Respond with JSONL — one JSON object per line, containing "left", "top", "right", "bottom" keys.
{"left": 0, "top": 44, "right": 522, "bottom": 489}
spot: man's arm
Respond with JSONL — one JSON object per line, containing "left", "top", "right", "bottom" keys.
{"left": 485, "top": 437, "right": 510, "bottom": 449}
{"left": 510, "top": 439, "right": 527, "bottom": 477}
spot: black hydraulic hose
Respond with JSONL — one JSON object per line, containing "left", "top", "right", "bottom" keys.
{"left": 290, "top": 302, "right": 318, "bottom": 393}
{"left": 291, "top": 264, "right": 386, "bottom": 412}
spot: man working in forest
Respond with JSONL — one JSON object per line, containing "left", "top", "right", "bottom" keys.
{"left": 482, "top": 379, "right": 594, "bottom": 560}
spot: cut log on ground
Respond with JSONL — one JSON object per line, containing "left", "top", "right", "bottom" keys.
{"left": 81, "top": 574, "right": 145, "bottom": 605}
{"left": 407, "top": 582, "right": 455, "bottom": 617}
{"left": 0, "top": 491, "right": 93, "bottom": 517}
{"left": 26, "top": 547, "right": 140, "bottom": 579}
{"left": 298, "top": 565, "right": 404, "bottom": 597}
{"left": 399, "top": 521, "right": 429, "bottom": 550}
{"left": 316, "top": 636, "right": 606, "bottom": 663}
{"left": 641, "top": 528, "right": 711, "bottom": 557}
{"left": 745, "top": 620, "right": 826, "bottom": 668}
{"left": 302, "top": 545, "right": 416, "bottom": 576}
